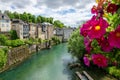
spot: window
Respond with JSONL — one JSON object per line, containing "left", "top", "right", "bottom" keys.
{"left": 2, "top": 15, "right": 4, "bottom": 19}
{"left": 6, "top": 24, "right": 9, "bottom": 27}
{"left": 2, "top": 24, "right": 4, "bottom": 27}
{"left": 6, "top": 20, "right": 9, "bottom": 23}
{"left": 42, "top": 25, "right": 46, "bottom": 32}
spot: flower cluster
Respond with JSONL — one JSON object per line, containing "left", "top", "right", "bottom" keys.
{"left": 80, "top": 0, "right": 120, "bottom": 68}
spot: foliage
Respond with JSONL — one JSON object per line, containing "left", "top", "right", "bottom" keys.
{"left": 38, "top": 38, "right": 42, "bottom": 44}
{"left": 107, "top": 66, "right": 120, "bottom": 79}
{"left": 10, "top": 30, "right": 19, "bottom": 40}
{"left": 51, "top": 36, "right": 61, "bottom": 45}
{"left": 4, "top": 10, "right": 64, "bottom": 28}
{"left": 11, "top": 39, "right": 24, "bottom": 47}
{"left": 68, "top": 29, "right": 85, "bottom": 58}
{"left": 54, "top": 20, "right": 64, "bottom": 28}
{"left": 0, "top": 34, "right": 8, "bottom": 46}
{"left": 24, "top": 39, "right": 33, "bottom": 45}
{"left": 5, "top": 40, "right": 11, "bottom": 46}
{"left": 0, "top": 48, "right": 7, "bottom": 68}
{"left": 24, "top": 38, "right": 40, "bottom": 45}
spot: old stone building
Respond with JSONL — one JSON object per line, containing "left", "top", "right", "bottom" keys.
{"left": 37, "top": 22, "right": 54, "bottom": 40}
{"left": 0, "top": 13, "right": 11, "bottom": 32}
{"left": 29, "top": 23, "right": 37, "bottom": 38}
{"left": 11, "top": 19, "right": 29, "bottom": 39}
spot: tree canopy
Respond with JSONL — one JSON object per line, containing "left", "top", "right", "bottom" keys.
{"left": 4, "top": 10, "right": 65, "bottom": 28}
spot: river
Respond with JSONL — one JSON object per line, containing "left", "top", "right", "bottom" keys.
{"left": 0, "top": 43, "right": 76, "bottom": 80}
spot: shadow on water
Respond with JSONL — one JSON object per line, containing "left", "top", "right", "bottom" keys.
{"left": 0, "top": 43, "right": 76, "bottom": 80}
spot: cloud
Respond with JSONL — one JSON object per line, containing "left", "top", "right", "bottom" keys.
{"left": 36, "top": 0, "right": 80, "bottom": 9}
{"left": 0, "top": 0, "right": 96, "bottom": 27}
{"left": 0, "top": 0, "right": 32, "bottom": 8}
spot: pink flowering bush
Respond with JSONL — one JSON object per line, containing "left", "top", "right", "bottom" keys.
{"left": 83, "top": 56, "right": 90, "bottom": 67}
{"left": 80, "top": 0, "right": 120, "bottom": 72}
{"left": 92, "top": 54, "right": 108, "bottom": 68}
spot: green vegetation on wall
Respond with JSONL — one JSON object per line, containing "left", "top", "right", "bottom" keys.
{"left": 0, "top": 48, "right": 7, "bottom": 69}
{"left": 0, "top": 34, "right": 8, "bottom": 46}
{"left": 10, "top": 30, "right": 19, "bottom": 40}
{"left": 51, "top": 36, "right": 61, "bottom": 45}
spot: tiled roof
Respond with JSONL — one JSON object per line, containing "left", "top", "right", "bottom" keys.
{"left": 12, "top": 19, "right": 24, "bottom": 24}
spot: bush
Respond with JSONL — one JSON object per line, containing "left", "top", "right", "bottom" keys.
{"left": 0, "top": 34, "right": 8, "bottom": 46}
{"left": 11, "top": 39, "right": 24, "bottom": 47}
{"left": 67, "top": 29, "right": 85, "bottom": 59}
{"left": 38, "top": 38, "right": 42, "bottom": 44}
{"left": 107, "top": 66, "right": 120, "bottom": 79}
{"left": 5, "top": 40, "right": 12, "bottom": 46}
{"left": 0, "top": 48, "right": 7, "bottom": 68}
{"left": 51, "top": 36, "right": 61, "bottom": 44}
{"left": 10, "top": 30, "right": 19, "bottom": 40}
{"left": 24, "top": 39, "right": 33, "bottom": 45}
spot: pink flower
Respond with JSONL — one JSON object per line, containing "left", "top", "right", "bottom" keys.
{"left": 83, "top": 56, "right": 90, "bottom": 67}
{"left": 80, "top": 20, "right": 92, "bottom": 37}
{"left": 88, "top": 17, "right": 109, "bottom": 39}
{"left": 96, "top": 36, "right": 104, "bottom": 45}
{"left": 92, "top": 54, "right": 108, "bottom": 68}
{"left": 84, "top": 37, "right": 92, "bottom": 53}
{"left": 107, "top": 3, "right": 118, "bottom": 14}
{"left": 108, "top": 26, "right": 120, "bottom": 48}
{"left": 97, "top": 37, "right": 113, "bottom": 52}
{"left": 91, "top": 5, "right": 97, "bottom": 14}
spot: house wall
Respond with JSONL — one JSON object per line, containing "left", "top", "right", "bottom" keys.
{"left": 29, "top": 24, "right": 36, "bottom": 38}
{"left": 63, "top": 28, "right": 74, "bottom": 41}
{"left": 0, "top": 19, "right": 11, "bottom": 32}
{"left": 37, "top": 26, "right": 45, "bottom": 40}
{"left": 47, "top": 25, "right": 54, "bottom": 40}
{"left": 11, "top": 23, "right": 23, "bottom": 39}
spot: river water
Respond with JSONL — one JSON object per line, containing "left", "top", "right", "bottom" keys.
{"left": 0, "top": 43, "right": 76, "bottom": 80}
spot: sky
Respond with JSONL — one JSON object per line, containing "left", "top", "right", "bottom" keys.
{"left": 0, "top": 0, "right": 96, "bottom": 27}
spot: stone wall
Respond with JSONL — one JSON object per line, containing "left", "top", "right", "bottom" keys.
{"left": 6, "top": 45, "right": 29, "bottom": 66}
{"left": 0, "top": 40, "right": 54, "bottom": 73}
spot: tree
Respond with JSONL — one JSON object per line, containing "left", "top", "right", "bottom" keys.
{"left": 4, "top": 10, "right": 65, "bottom": 26}
{"left": 49, "top": 17, "right": 53, "bottom": 24}
{"left": 32, "top": 15, "right": 37, "bottom": 23}
{"left": 37, "top": 16, "right": 42, "bottom": 23}
{"left": 20, "top": 12, "right": 29, "bottom": 22}
{"left": 13, "top": 12, "right": 20, "bottom": 19}
{"left": 4, "top": 10, "right": 15, "bottom": 19}
{"left": 54, "top": 20, "right": 64, "bottom": 28}
{"left": 10, "top": 30, "right": 19, "bottom": 40}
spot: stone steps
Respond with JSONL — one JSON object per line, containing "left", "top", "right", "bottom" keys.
{"left": 75, "top": 71, "right": 94, "bottom": 80}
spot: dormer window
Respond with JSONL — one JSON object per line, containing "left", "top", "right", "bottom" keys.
{"left": 2, "top": 15, "right": 4, "bottom": 19}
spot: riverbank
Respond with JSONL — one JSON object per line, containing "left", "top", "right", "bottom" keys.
{"left": 0, "top": 41, "right": 55, "bottom": 73}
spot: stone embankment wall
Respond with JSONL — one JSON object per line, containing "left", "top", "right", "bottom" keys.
{"left": 1, "top": 41, "right": 53, "bottom": 73}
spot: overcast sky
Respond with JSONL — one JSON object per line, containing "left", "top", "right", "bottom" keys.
{"left": 0, "top": 0, "right": 96, "bottom": 27}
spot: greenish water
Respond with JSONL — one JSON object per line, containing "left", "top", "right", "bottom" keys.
{"left": 0, "top": 43, "right": 75, "bottom": 80}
